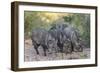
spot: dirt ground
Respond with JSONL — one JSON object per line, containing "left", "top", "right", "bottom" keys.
{"left": 24, "top": 39, "right": 90, "bottom": 62}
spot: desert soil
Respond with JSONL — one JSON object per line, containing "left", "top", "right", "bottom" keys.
{"left": 24, "top": 39, "right": 90, "bottom": 62}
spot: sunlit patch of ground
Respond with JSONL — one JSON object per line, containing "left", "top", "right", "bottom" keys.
{"left": 24, "top": 39, "right": 90, "bottom": 62}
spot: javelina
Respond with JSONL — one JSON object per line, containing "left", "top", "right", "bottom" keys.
{"left": 63, "top": 26, "right": 83, "bottom": 53}
{"left": 31, "top": 28, "right": 57, "bottom": 56}
{"left": 49, "top": 24, "right": 68, "bottom": 52}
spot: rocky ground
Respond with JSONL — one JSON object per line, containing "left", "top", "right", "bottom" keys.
{"left": 24, "top": 39, "right": 90, "bottom": 62}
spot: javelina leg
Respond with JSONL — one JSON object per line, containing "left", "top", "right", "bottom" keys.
{"left": 57, "top": 43, "right": 63, "bottom": 53}
{"left": 70, "top": 42, "right": 73, "bottom": 53}
{"left": 34, "top": 44, "right": 39, "bottom": 55}
{"left": 42, "top": 45, "right": 47, "bottom": 56}
{"left": 32, "top": 40, "right": 39, "bottom": 55}
{"left": 78, "top": 45, "right": 83, "bottom": 52}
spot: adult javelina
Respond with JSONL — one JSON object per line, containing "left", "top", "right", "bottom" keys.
{"left": 31, "top": 28, "right": 57, "bottom": 56}
{"left": 49, "top": 24, "right": 68, "bottom": 52}
{"left": 63, "top": 26, "right": 83, "bottom": 53}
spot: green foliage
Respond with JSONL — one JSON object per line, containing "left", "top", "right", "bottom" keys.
{"left": 24, "top": 11, "right": 90, "bottom": 48}
{"left": 24, "top": 11, "right": 52, "bottom": 38}
{"left": 63, "top": 13, "right": 90, "bottom": 47}
{"left": 63, "top": 16, "right": 72, "bottom": 24}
